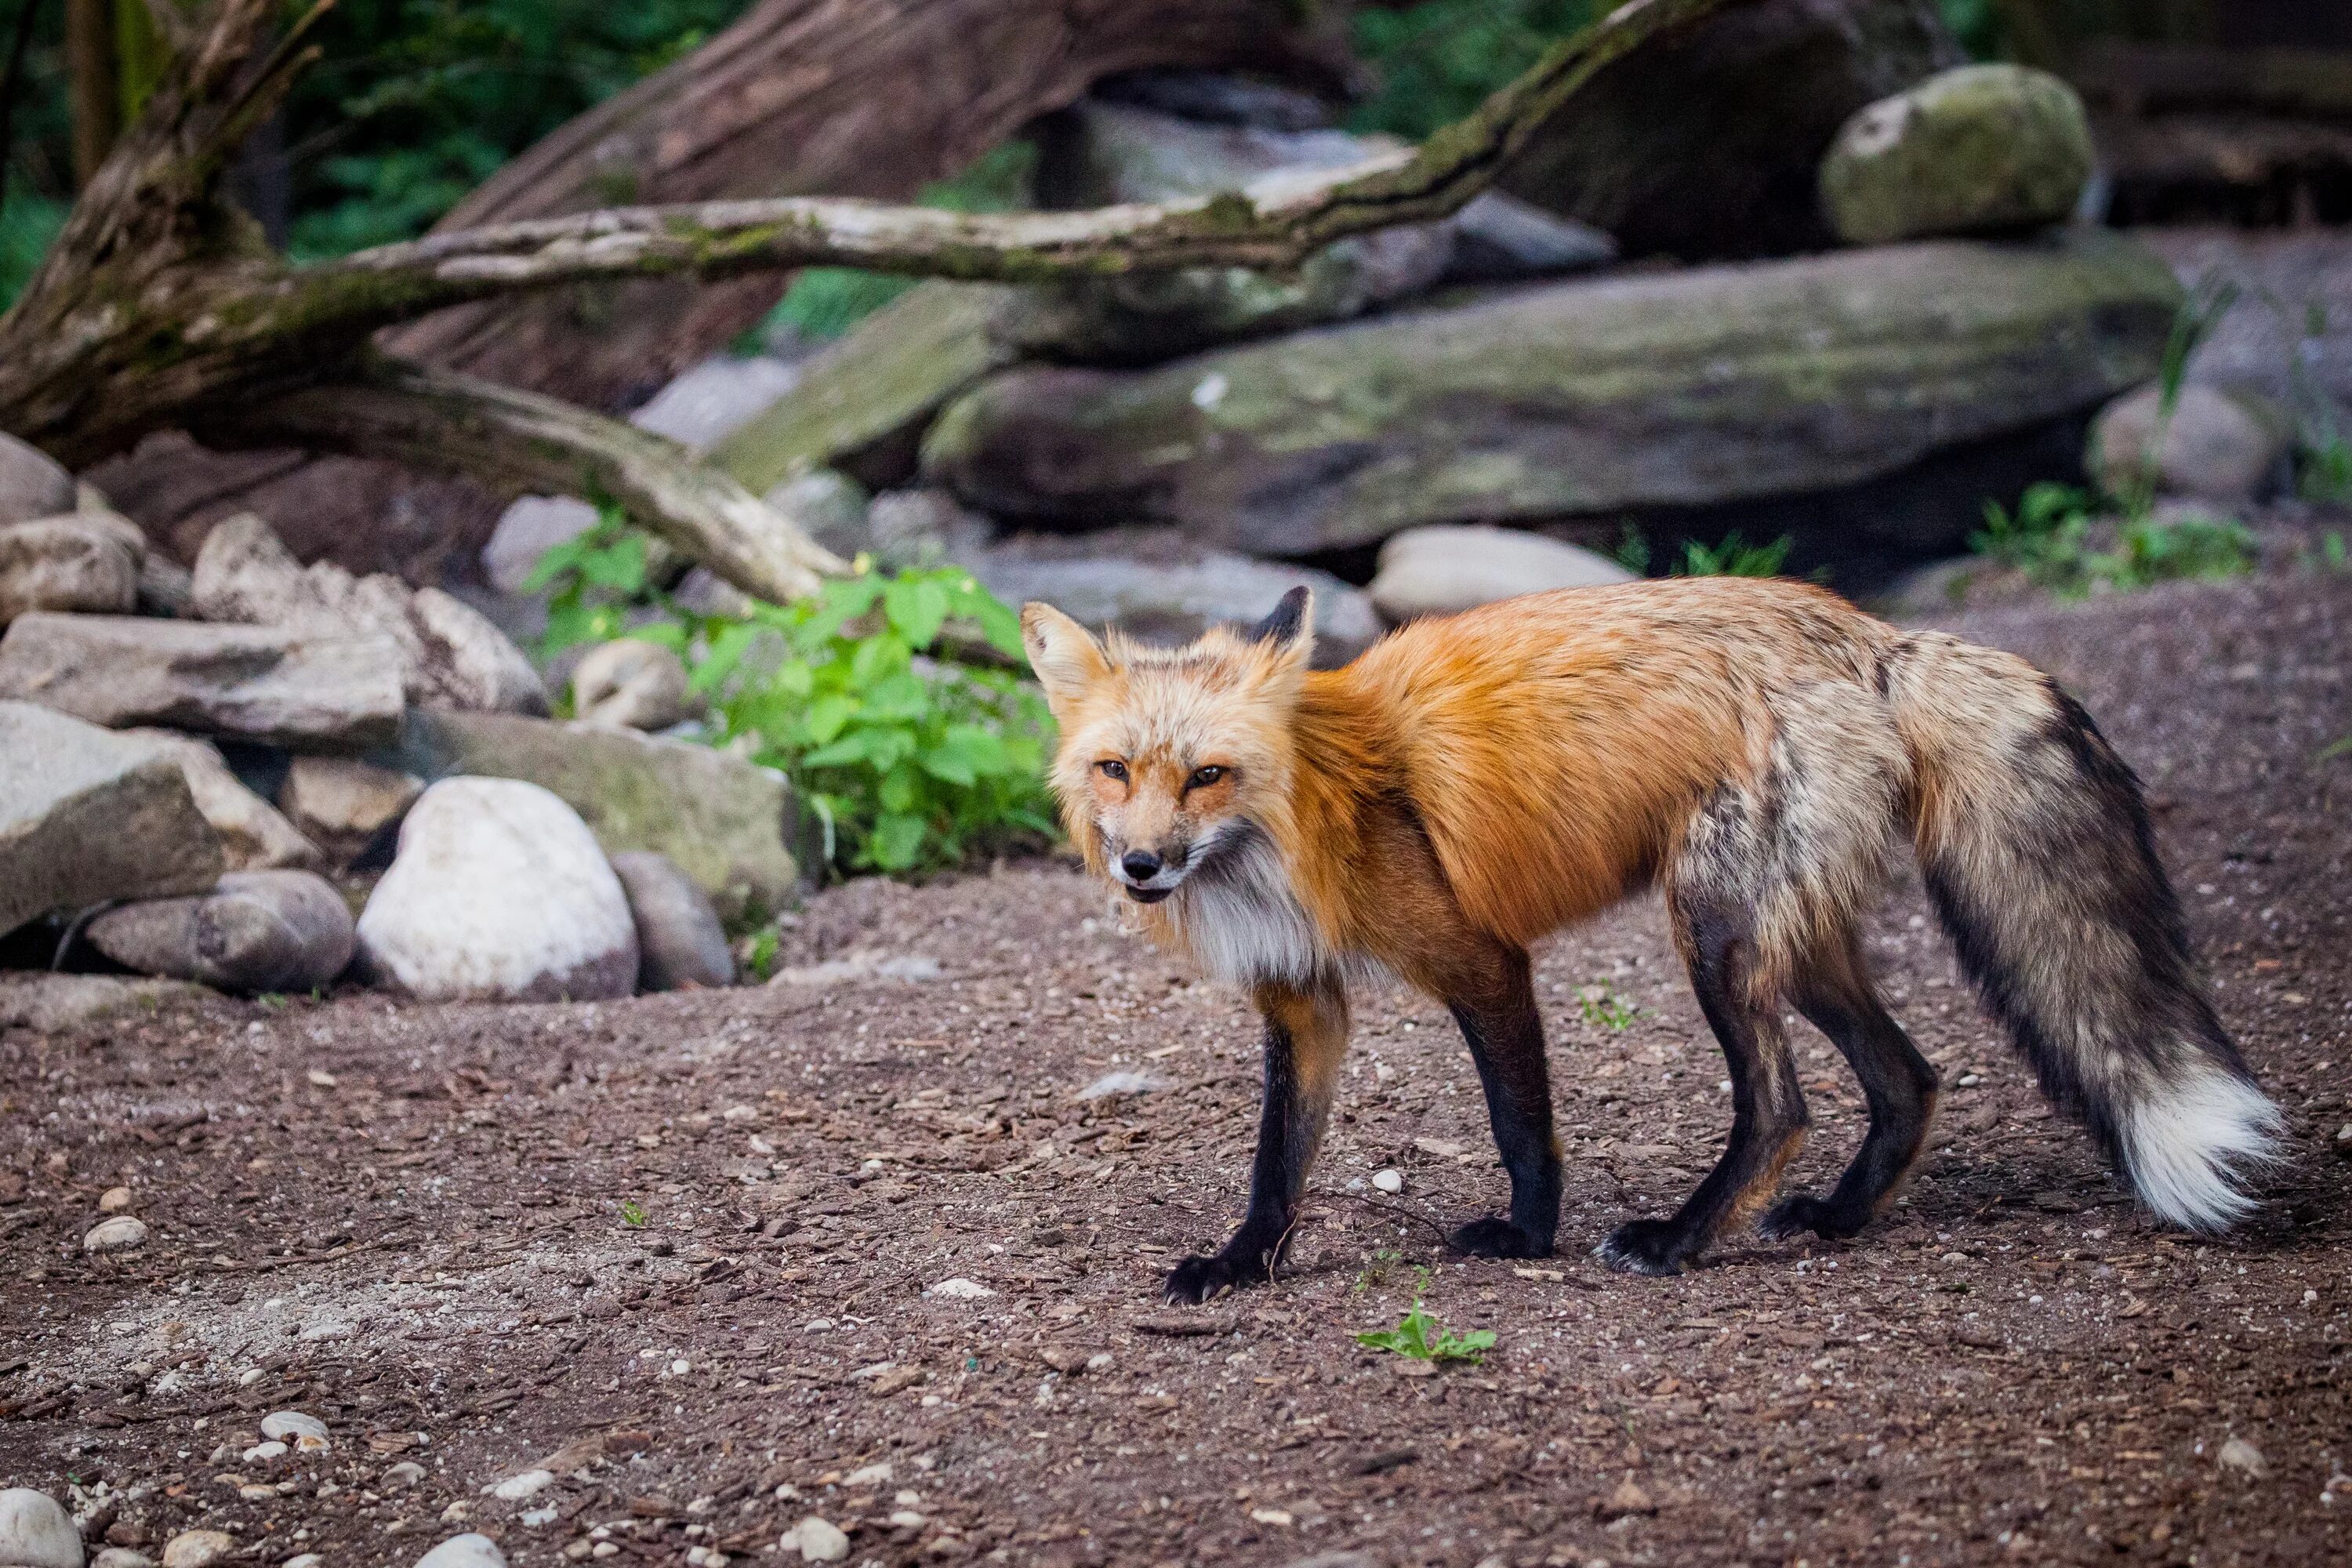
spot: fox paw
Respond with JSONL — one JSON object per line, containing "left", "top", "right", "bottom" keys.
{"left": 1450, "top": 1216, "right": 1552, "bottom": 1259}
{"left": 1758, "top": 1193, "right": 1864, "bottom": 1242}
{"left": 1161, "top": 1250, "right": 1270, "bottom": 1305}
{"left": 1594, "top": 1218, "right": 1691, "bottom": 1276}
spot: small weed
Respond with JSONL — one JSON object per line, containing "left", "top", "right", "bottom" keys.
{"left": 1354, "top": 1247, "right": 1406, "bottom": 1293}
{"left": 1577, "top": 983, "right": 1639, "bottom": 1031}
{"left": 256, "top": 993, "right": 289, "bottom": 1012}
{"left": 620, "top": 1200, "right": 648, "bottom": 1229}
{"left": 1613, "top": 524, "right": 1652, "bottom": 575}
{"left": 2320, "top": 735, "right": 2352, "bottom": 764}
{"left": 1971, "top": 484, "right": 2254, "bottom": 599}
{"left": 743, "top": 927, "right": 782, "bottom": 981}
{"left": 2309, "top": 530, "right": 2350, "bottom": 574}
{"left": 2302, "top": 435, "right": 2352, "bottom": 505}
{"left": 1356, "top": 1274, "right": 1497, "bottom": 1365}
{"left": 1675, "top": 532, "right": 1792, "bottom": 579}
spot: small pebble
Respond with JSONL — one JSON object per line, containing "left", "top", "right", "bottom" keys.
{"left": 2219, "top": 1436, "right": 2269, "bottom": 1478}
{"left": 413, "top": 1536, "right": 507, "bottom": 1568}
{"left": 382, "top": 1463, "right": 426, "bottom": 1489}
{"left": 283, "top": 1556, "right": 323, "bottom": 1568}
{"left": 924, "top": 1278, "right": 994, "bottom": 1300}
{"left": 785, "top": 1517, "right": 848, "bottom": 1563}
{"left": 97, "top": 1186, "right": 132, "bottom": 1214}
{"left": 93, "top": 1551, "right": 155, "bottom": 1568}
{"left": 491, "top": 1471, "right": 554, "bottom": 1502}
{"left": 241, "top": 1442, "right": 288, "bottom": 1463}
{"left": 1371, "top": 1169, "right": 1404, "bottom": 1194}
{"left": 82, "top": 1216, "right": 149, "bottom": 1255}
{"left": 259, "top": 1411, "right": 330, "bottom": 1454}
{"left": 162, "top": 1531, "right": 237, "bottom": 1568}
{"left": 842, "top": 1464, "right": 892, "bottom": 1487}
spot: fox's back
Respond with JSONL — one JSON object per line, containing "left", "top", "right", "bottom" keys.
{"left": 1312, "top": 576, "right": 1900, "bottom": 942}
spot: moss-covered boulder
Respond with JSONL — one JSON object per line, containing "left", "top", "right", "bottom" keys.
{"left": 1820, "top": 65, "right": 2094, "bottom": 245}
{"left": 920, "top": 232, "right": 2181, "bottom": 556}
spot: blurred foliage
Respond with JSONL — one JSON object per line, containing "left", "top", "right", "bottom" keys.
{"left": 1347, "top": 0, "right": 1597, "bottom": 141}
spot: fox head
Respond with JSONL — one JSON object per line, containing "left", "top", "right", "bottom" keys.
{"left": 1022, "top": 588, "right": 1314, "bottom": 904}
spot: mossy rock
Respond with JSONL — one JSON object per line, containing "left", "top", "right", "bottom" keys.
{"left": 1820, "top": 64, "right": 2094, "bottom": 245}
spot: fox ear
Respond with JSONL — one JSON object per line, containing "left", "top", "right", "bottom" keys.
{"left": 1021, "top": 601, "right": 1112, "bottom": 717}
{"left": 1246, "top": 586, "right": 1315, "bottom": 682}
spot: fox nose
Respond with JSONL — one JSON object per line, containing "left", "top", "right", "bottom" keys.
{"left": 1120, "top": 849, "right": 1164, "bottom": 882}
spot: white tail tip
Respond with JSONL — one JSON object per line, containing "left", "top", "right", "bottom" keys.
{"left": 2120, "top": 1065, "right": 2286, "bottom": 1232}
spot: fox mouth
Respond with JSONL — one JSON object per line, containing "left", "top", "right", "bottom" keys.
{"left": 1122, "top": 884, "right": 1175, "bottom": 905}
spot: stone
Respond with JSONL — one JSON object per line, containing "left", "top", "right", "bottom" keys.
{"left": 98, "top": 1186, "right": 132, "bottom": 1211}
{"left": 924, "top": 232, "right": 2182, "bottom": 555}
{"left": 357, "top": 778, "right": 638, "bottom": 1003}
{"left": 379, "top": 710, "right": 810, "bottom": 923}
{"left": 1368, "top": 525, "right": 1637, "bottom": 623}
{"left": 630, "top": 355, "right": 802, "bottom": 449}
{"left": 0, "top": 517, "right": 139, "bottom": 625}
{"left": 0, "top": 1488, "right": 81, "bottom": 1568}
{"left": 2216, "top": 1436, "right": 2268, "bottom": 1478}
{"left": 2086, "top": 383, "right": 2292, "bottom": 503}
{"left": 483, "top": 496, "right": 598, "bottom": 597}
{"left": 158, "top": 1536, "right": 230, "bottom": 1568}
{"left": 0, "top": 974, "right": 213, "bottom": 1033}
{"left": 1091, "top": 69, "right": 1330, "bottom": 132}
{"left": 0, "top": 434, "right": 75, "bottom": 525}
{"left": 770, "top": 949, "right": 942, "bottom": 986}
{"left": 571, "top": 641, "right": 695, "bottom": 732}
{"left": 0, "top": 702, "right": 223, "bottom": 937}
{"left": 136, "top": 554, "right": 194, "bottom": 619}
{"left": 260, "top": 1411, "right": 329, "bottom": 1451}
{"left": 1500, "top": 0, "right": 1962, "bottom": 258}
{"left": 1009, "top": 102, "right": 1450, "bottom": 364}
{"left": 1821, "top": 64, "right": 2095, "bottom": 245}
{"left": 413, "top": 1537, "right": 506, "bottom": 1568}
{"left": 1371, "top": 1169, "right": 1403, "bottom": 1194}
{"left": 863, "top": 490, "right": 992, "bottom": 571}
{"left": 82, "top": 1216, "right": 148, "bottom": 1254}
{"left": 84, "top": 871, "right": 355, "bottom": 993}
{"left": 1077, "top": 1071, "right": 1170, "bottom": 1101}
{"left": 121, "top": 731, "right": 321, "bottom": 872}
{"left": 489, "top": 1471, "right": 555, "bottom": 1502}
{"left": 193, "top": 514, "right": 545, "bottom": 715}
{"left": 784, "top": 1519, "right": 847, "bottom": 1563}
{"left": 760, "top": 469, "right": 870, "bottom": 564}
{"left": 279, "top": 755, "right": 425, "bottom": 866}
{"left": 924, "top": 1277, "right": 995, "bottom": 1300}
{"left": 968, "top": 530, "right": 1380, "bottom": 661}
{"left": 609, "top": 851, "right": 735, "bottom": 992}
{"left": 1442, "top": 193, "right": 1617, "bottom": 284}
{"left": 0, "top": 615, "right": 407, "bottom": 750}
{"left": 713, "top": 284, "right": 1020, "bottom": 497}
{"left": 91, "top": 1552, "right": 152, "bottom": 1568}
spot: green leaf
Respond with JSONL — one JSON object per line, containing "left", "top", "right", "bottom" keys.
{"left": 798, "top": 732, "right": 873, "bottom": 769}
{"left": 804, "top": 692, "right": 859, "bottom": 745}
{"left": 885, "top": 575, "right": 954, "bottom": 648}
{"left": 869, "top": 812, "right": 928, "bottom": 869}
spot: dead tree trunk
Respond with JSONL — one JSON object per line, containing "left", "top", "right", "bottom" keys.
{"left": 0, "top": 0, "right": 1735, "bottom": 608}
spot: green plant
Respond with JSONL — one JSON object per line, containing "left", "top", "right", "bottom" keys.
{"left": 1973, "top": 481, "right": 2098, "bottom": 589}
{"left": 1356, "top": 1278, "right": 1497, "bottom": 1365}
{"left": 2300, "top": 434, "right": 2352, "bottom": 506}
{"left": 521, "top": 501, "right": 659, "bottom": 659}
{"left": 1349, "top": 0, "right": 1596, "bottom": 141}
{"left": 1354, "top": 1247, "right": 1405, "bottom": 1293}
{"left": 1576, "top": 982, "right": 1638, "bottom": 1031}
{"left": 742, "top": 926, "right": 782, "bottom": 981}
{"left": 2092, "top": 510, "right": 2257, "bottom": 593}
{"left": 1675, "top": 532, "right": 1792, "bottom": 579}
{"left": 620, "top": 1198, "right": 648, "bottom": 1228}
{"left": 1971, "top": 483, "right": 2255, "bottom": 599}
{"left": 1612, "top": 524, "right": 1651, "bottom": 575}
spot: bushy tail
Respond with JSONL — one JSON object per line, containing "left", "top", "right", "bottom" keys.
{"left": 1884, "top": 633, "right": 2283, "bottom": 1232}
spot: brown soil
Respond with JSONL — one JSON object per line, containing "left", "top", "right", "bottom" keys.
{"left": 5, "top": 565, "right": 2352, "bottom": 1568}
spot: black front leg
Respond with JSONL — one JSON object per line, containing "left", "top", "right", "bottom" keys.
{"left": 1163, "top": 980, "right": 1348, "bottom": 1305}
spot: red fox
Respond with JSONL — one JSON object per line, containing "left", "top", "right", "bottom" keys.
{"left": 1022, "top": 579, "right": 2282, "bottom": 1301}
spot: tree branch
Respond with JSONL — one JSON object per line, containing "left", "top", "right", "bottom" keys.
{"left": 200, "top": 356, "right": 848, "bottom": 607}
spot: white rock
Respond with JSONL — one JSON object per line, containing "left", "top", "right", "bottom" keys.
{"left": 0, "top": 434, "right": 75, "bottom": 526}
{"left": 241, "top": 1443, "right": 287, "bottom": 1464}
{"left": 357, "top": 779, "right": 638, "bottom": 1003}
{"left": 0, "top": 1488, "right": 82, "bottom": 1568}
{"left": 159, "top": 1533, "right": 234, "bottom": 1568}
{"left": 491, "top": 1470, "right": 554, "bottom": 1501}
{"left": 629, "top": 355, "right": 800, "bottom": 450}
{"left": 571, "top": 641, "right": 695, "bottom": 733}
{"left": 82, "top": 1216, "right": 149, "bottom": 1254}
{"left": 260, "top": 1410, "right": 329, "bottom": 1452}
{"left": 91, "top": 1551, "right": 153, "bottom": 1568}
{"left": 2219, "top": 1435, "right": 2269, "bottom": 1478}
{"left": 1077, "top": 1071, "right": 1169, "bottom": 1101}
{"left": 413, "top": 1535, "right": 506, "bottom": 1568}
{"left": 0, "top": 517, "right": 139, "bottom": 625}
{"left": 281, "top": 1555, "right": 323, "bottom": 1568}
{"left": 783, "top": 1519, "right": 848, "bottom": 1563}
{"left": 1371, "top": 1168, "right": 1404, "bottom": 1194}
{"left": 924, "top": 1277, "right": 995, "bottom": 1300}
{"left": 1369, "top": 524, "right": 1635, "bottom": 624}
{"left": 381, "top": 1463, "right": 426, "bottom": 1490}
{"left": 840, "top": 1464, "right": 892, "bottom": 1487}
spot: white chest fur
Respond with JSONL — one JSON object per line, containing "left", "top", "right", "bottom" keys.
{"left": 1163, "top": 821, "right": 1366, "bottom": 990}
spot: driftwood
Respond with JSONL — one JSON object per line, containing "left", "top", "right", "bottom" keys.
{"left": 0, "top": 0, "right": 1736, "bottom": 608}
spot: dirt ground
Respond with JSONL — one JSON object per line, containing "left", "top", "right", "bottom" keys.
{"left": 5, "top": 560, "right": 2352, "bottom": 1568}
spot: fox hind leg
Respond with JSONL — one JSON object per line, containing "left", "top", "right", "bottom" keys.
{"left": 1441, "top": 939, "right": 1562, "bottom": 1260}
{"left": 1597, "top": 893, "right": 1808, "bottom": 1276}
{"left": 1163, "top": 979, "right": 1348, "bottom": 1305}
{"left": 1762, "top": 935, "right": 1939, "bottom": 1242}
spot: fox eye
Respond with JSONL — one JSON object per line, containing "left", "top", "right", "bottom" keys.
{"left": 1097, "top": 759, "right": 1129, "bottom": 783}
{"left": 1185, "top": 765, "right": 1227, "bottom": 790}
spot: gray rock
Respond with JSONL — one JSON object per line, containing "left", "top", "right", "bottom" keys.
{"left": 0, "top": 973, "right": 213, "bottom": 1032}
{"left": 1442, "top": 193, "right": 1617, "bottom": 284}
{"left": 357, "top": 778, "right": 637, "bottom": 1004}
{"left": 482, "top": 495, "right": 598, "bottom": 597}
{"left": 630, "top": 354, "right": 802, "bottom": 449}
{"left": 81, "top": 1214, "right": 149, "bottom": 1254}
{"left": 0, "top": 613, "right": 407, "bottom": 750}
{"left": 968, "top": 529, "right": 1380, "bottom": 661}
{"left": 1370, "top": 525, "right": 1636, "bottom": 622}
{"left": 157, "top": 1534, "right": 230, "bottom": 1568}
{"left": 0, "top": 1486, "right": 82, "bottom": 1568}
{"left": 865, "top": 489, "right": 993, "bottom": 571}
{"left": 1499, "top": 0, "right": 1962, "bottom": 259}
{"left": 278, "top": 755, "right": 425, "bottom": 866}
{"left": 122, "top": 730, "right": 321, "bottom": 871}
{"left": 91, "top": 1551, "right": 153, "bottom": 1568}
{"left": 380, "top": 710, "right": 811, "bottom": 923}
{"left": 1090, "top": 69, "right": 1330, "bottom": 132}
{"left": 0, "top": 435, "right": 75, "bottom": 527}
{"left": 2087, "top": 383, "right": 2292, "bottom": 503}
{"left": 1008, "top": 102, "right": 1450, "bottom": 364}
{"left": 571, "top": 640, "right": 695, "bottom": 732}
{"left": 609, "top": 851, "right": 735, "bottom": 991}
{"left": 0, "top": 517, "right": 140, "bottom": 624}
{"left": 924, "top": 232, "right": 2182, "bottom": 556}
{"left": 136, "top": 552, "right": 194, "bottom": 618}
{"left": 1820, "top": 64, "right": 2094, "bottom": 245}
{"left": 711, "top": 283, "right": 1020, "bottom": 497}
{"left": 84, "top": 870, "right": 356, "bottom": 993}
{"left": 0, "top": 701, "right": 223, "bottom": 937}
{"left": 413, "top": 1539, "right": 506, "bottom": 1568}
{"left": 761, "top": 468, "right": 871, "bottom": 563}
{"left": 193, "top": 514, "right": 546, "bottom": 715}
